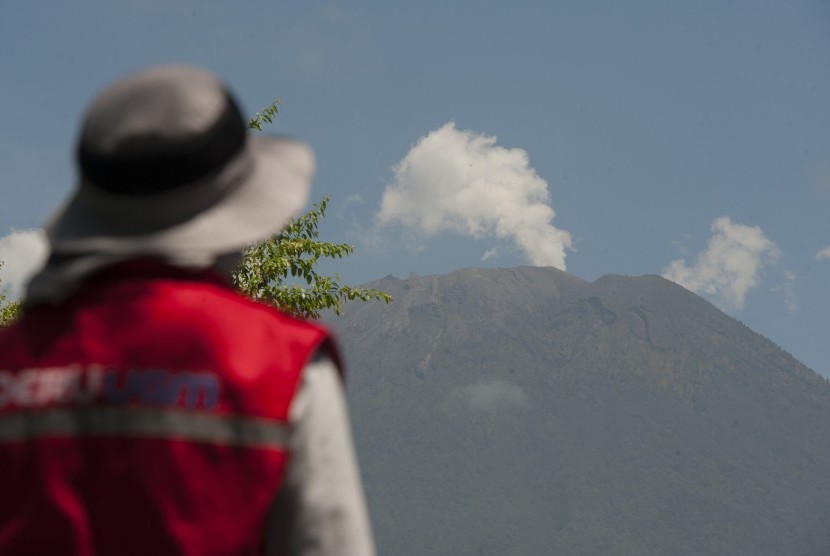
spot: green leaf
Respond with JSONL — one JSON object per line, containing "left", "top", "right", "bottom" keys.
{"left": 247, "top": 98, "right": 282, "bottom": 132}
{"left": 0, "top": 261, "right": 22, "bottom": 327}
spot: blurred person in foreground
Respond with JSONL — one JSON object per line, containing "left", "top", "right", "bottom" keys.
{"left": 0, "top": 65, "right": 374, "bottom": 556}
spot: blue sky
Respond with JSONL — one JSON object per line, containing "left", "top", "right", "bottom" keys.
{"left": 2, "top": 1, "right": 830, "bottom": 377}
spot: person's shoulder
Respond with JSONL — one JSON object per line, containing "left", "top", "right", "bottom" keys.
{"left": 185, "top": 285, "right": 336, "bottom": 362}
{"left": 167, "top": 279, "right": 328, "bottom": 334}
{"left": 0, "top": 320, "right": 20, "bottom": 346}
{"left": 0, "top": 316, "right": 33, "bottom": 365}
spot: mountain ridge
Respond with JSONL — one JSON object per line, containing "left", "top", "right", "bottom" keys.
{"left": 329, "top": 265, "right": 830, "bottom": 555}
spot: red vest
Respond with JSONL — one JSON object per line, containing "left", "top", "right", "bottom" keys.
{"left": 0, "top": 262, "right": 336, "bottom": 556}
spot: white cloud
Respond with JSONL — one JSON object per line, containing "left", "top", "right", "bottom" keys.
{"left": 816, "top": 246, "right": 830, "bottom": 261}
{"left": 456, "top": 379, "right": 529, "bottom": 411}
{"left": 663, "top": 217, "right": 780, "bottom": 310}
{"left": 482, "top": 247, "right": 499, "bottom": 261}
{"left": 375, "top": 122, "right": 572, "bottom": 269}
{"left": 0, "top": 230, "right": 48, "bottom": 300}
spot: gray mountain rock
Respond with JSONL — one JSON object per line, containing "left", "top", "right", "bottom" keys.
{"left": 328, "top": 266, "right": 830, "bottom": 556}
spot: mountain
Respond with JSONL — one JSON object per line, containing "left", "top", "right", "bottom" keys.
{"left": 327, "top": 266, "right": 830, "bottom": 556}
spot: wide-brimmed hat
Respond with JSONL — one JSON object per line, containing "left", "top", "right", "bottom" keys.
{"left": 45, "top": 64, "right": 314, "bottom": 257}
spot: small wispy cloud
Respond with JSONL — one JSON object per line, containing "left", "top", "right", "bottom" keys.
{"left": 454, "top": 379, "right": 529, "bottom": 411}
{"left": 663, "top": 217, "right": 780, "bottom": 310}
{"left": 335, "top": 193, "right": 367, "bottom": 221}
{"left": 0, "top": 229, "right": 48, "bottom": 300}
{"left": 770, "top": 270, "right": 798, "bottom": 314}
{"left": 375, "top": 122, "right": 572, "bottom": 269}
{"left": 482, "top": 247, "right": 499, "bottom": 261}
{"left": 816, "top": 246, "right": 830, "bottom": 261}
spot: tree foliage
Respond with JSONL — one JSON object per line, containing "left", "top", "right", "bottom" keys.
{"left": 247, "top": 98, "right": 282, "bottom": 131}
{"left": 233, "top": 99, "right": 390, "bottom": 319}
{"left": 234, "top": 195, "right": 391, "bottom": 319}
{"left": 0, "top": 262, "right": 22, "bottom": 327}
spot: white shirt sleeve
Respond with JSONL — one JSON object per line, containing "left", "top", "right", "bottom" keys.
{"left": 265, "top": 353, "right": 376, "bottom": 556}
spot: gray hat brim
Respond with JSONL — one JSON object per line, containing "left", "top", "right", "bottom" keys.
{"left": 46, "top": 135, "right": 313, "bottom": 257}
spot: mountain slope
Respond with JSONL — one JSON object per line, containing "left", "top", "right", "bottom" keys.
{"left": 328, "top": 266, "right": 830, "bottom": 555}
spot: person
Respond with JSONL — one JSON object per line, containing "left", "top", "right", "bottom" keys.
{"left": 0, "top": 65, "right": 375, "bottom": 556}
